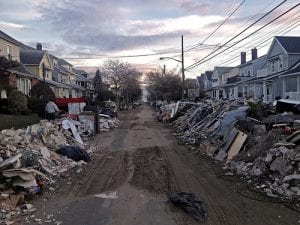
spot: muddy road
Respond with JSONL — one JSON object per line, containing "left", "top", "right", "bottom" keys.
{"left": 29, "top": 105, "right": 300, "bottom": 225}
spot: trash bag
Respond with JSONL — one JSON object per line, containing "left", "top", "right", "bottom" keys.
{"left": 169, "top": 192, "right": 207, "bottom": 222}
{"left": 57, "top": 146, "right": 91, "bottom": 162}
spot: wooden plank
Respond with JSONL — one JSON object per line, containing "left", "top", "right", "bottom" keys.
{"left": 227, "top": 131, "right": 247, "bottom": 162}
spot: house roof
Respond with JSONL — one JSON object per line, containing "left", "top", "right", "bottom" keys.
{"left": 8, "top": 62, "right": 36, "bottom": 78}
{"left": 214, "top": 67, "right": 234, "bottom": 75}
{"left": 73, "top": 68, "right": 88, "bottom": 75}
{"left": 239, "top": 55, "right": 267, "bottom": 68}
{"left": 20, "top": 49, "right": 45, "bottom": 65}
{"left": 205, "top": 71, "right": 213, "bottom": 80}
{"left": 59, "top": 58, "right": 72, "bottom": 66}
{"left": 0, "top": 30, "right": 20, "bottom": 46}
{"left": 40, "top": 78, "right": 71, "bottom": 89}
{"left": 280, "top": 61, "right": 300, "bottom": 76}
{"left": 67, "top": 83, "right": 86, "bottom": 91}
{"left": 76, "top": 74, "right": 89, "bottom": 82}
{"left": 276, "top": 36, "right": 300, "bottom": 54}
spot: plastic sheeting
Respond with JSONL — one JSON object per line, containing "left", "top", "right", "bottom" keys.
{"left": 169, "top": 192, "right": 207, "bottom": 222}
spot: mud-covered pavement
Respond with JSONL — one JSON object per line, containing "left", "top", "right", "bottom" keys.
{"left": 28, "top": 105, "right": 300, "bottom": 225}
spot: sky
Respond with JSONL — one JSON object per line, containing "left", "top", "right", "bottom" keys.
{"left": 0, "top": 0, "right": 300, "bottom": 77}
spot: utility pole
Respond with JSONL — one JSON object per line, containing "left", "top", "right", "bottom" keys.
{"left": 181, "top": 35, "right": 185, "bottom": 101}
{"left": 159, "top": 35, "right": 185, "bottom": 100}
{"left": 163, "top": 64, "right": 166, "bottom": 76}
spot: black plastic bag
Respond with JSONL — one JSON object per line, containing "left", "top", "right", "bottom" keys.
{"left": 169, "top": 192, "right": 207, "bottom": 222}
{"left": 57, "top": 146, "right": 91, "bottom": 162}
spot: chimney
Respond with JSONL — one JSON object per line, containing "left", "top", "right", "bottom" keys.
{"left": 36, "top": 43, "right": 42, "bottom": 50}
{"left": 251, "top": 48, "right": 257, "bottom": 60}
{"left": 241, "top": 52, "right": 246, "bottom": 64}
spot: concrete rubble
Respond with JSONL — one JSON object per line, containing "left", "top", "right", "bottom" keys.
{"left": 99, "top": 114, "right": 121, "bottom": 131}
{"left": 157, "top": 100, "right": 300, "bottom": 200}
{"left": 0, "top": 119, "right": 92, "bottom": 224}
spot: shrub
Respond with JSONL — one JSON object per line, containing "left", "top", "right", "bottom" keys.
{"left": 28, "top": 97, "right": 46, "bottom": 117}
{"left": 7, "top": 90, "right": 28, "bottom": 114}
{"left": 247, "top": 101, "right": 268, "bottom": 120}
{"left": 0, "top": 99, "right": 8, "bottom": 114}
{"left": 29, "top": 82, "right": 56, "bottom": 117}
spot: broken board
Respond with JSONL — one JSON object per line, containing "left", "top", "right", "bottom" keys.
{"left": 226, "top": 130, "right": 247, "bottom": 162}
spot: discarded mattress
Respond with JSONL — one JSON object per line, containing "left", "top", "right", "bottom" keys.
{"left": 168, "top": 192, "right": 207, "bottom": 222}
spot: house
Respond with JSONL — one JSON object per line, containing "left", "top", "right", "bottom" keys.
{"left": 49, "top": 54, "right": 72, "bottom": 97}
{"left": 234, "top": 50, "right": 267, "bottom": 100}
{"left": 0, "top": 30, "right": 37, "bottom": 98}
{"left": 56, "top": 59, "right": 86, "bottom": 97}
{"left": 202, "top": 71, "right": 213, "bottom": 91}
{"left": 73, "top": 69, "right": 95, "bottom": 99}
{"left": 20, "top": 44, "right": 68, "bottom": 97}
{"left": 253, "top": 36, "right": 300, "bottom": 102}
{"left": 211, "top": 67, "right": 234, "bottom": 99}
{"left": 185, "top": 78, "right": 199, "bottom": 100}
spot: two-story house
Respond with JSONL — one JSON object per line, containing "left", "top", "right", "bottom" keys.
{"left": 74, "top": 69, "right": 95, "bottom": 99}
{"left": 201, "top": 71, "right": 213, "bottom": 97}
{"left": 49, "top": 54, "right": 71, "bottom": 97}
{"left": 20, "top": 44, "right": 67, "bottom": 97}
{"left": 236, "top": 49, "right": 267, "bottom": 100}
{"left": 185, "top": 78, "right": 199, "bottom": 100}
{"left": 58, "top": 59, "right": 86, "bottom": 97}
{"left": 0, "top": 30, "right": 36, "bottom": 98}
{"left": 211, "top": 67, "right": 234, "bottom": 99}
{"left": 255, "top": 36, "right": 300, "bottom": 102}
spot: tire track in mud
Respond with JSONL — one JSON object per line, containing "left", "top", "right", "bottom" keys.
{"left": 129, "top": 146, "right": 177, "bottom": 194}
{"left": 66, "top": 151, "right": 130, "bottom": 198}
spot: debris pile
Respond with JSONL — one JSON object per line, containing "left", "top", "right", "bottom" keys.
{"left": 0, "top": 119, "right": 91, "bottom": 223}
{"left": 228, "top": 129, "right": 300, "bottom": 198}
{"left": 160, "top": 100, "right": 300, "bottom": 200}
{"left": 99, "top": 114, "right": 121, "bottom": 131}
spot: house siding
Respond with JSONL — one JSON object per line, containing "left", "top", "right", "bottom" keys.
{"left": 0, "top": 39, "right": 20, "bottom": 62}
{"left": 288, "top": 55, "right": 300, "bottom": 68}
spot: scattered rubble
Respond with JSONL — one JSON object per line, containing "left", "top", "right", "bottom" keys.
{"left": 99, "top": 114, "right": 121, "bottom": 131}
{"left": 158, "top": 100, "right": 300, "bottom": 200}
{"left": 0, "top": 119, "right": 92, "bottom": 224}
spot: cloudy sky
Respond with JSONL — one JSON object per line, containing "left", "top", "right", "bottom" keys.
{"left": 0, "top": 0, "right": 300, "bottom": 77}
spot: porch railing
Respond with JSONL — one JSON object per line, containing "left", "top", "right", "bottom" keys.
{"left": 283, "top": 92, "right": 300, "bottom": 101}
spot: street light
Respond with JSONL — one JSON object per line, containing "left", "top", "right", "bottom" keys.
{"left": 159, "top": 35, "right": 185, "bottom": 101}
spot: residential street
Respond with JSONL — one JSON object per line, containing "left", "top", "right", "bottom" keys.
{"left": 29, "top": 105, "right": 300, "bottom": 225}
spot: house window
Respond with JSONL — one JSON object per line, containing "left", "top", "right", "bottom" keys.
{"left": 272, "top": 61, "right": 275, "bottom": 72}
{"left": 248, "top": 71, "right": 250, "bottom": 76}
{"left": 17, "top": 78, "right": 31, "bottom": 95}
{"left": 6, "top": 45, "right": 12, "bottom": 60}
{"left": 1, "top": 90, "right": 7, "bottom": 99}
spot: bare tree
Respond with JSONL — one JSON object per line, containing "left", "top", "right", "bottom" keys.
{"left": 102, "top": 59, "right": 141, "bottom": 105}
{"left": 146, "top": 69, "right": 182, "bottom": 101}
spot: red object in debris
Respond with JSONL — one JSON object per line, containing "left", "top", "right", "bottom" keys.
{"left": 55, "top": 97, "right": 86, "bottom": 106}
{"left": 284, "top": 127, "right": 293, "bottom": 135}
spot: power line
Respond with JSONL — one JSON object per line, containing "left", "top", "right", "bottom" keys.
{"left": 187, "top": 0, "right": 246, "bottom": 52}
{"left": 189, "top": 13, "right": 300, "bottom": 71}
{"left": 185, "top": 0, "right": 288, "bottom": 70}
{"left": 185, "top": 1, "right": 298, "bottom": 71}
{"left": 208, "top": 12, "right": 300, "bottom": 66}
